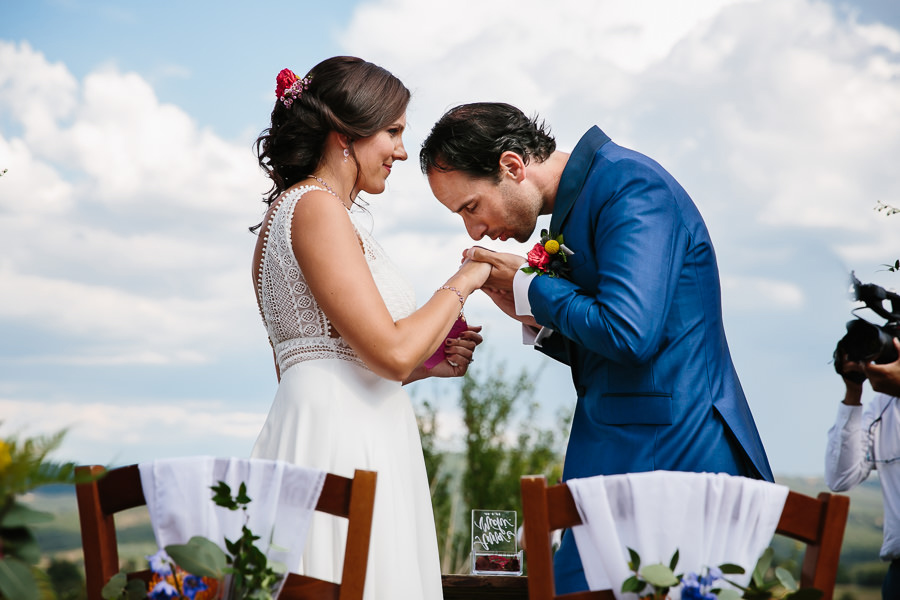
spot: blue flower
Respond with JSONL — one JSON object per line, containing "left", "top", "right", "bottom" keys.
{"left": 682, "top": 586, "right": 717, "bottom": 600}
{"left": 682, "top": 567, "right": 721, "bottom": 600}
{"left": 182, "top": 574, "right": 209, "bottom": 600}
{"left": 146, "top": 549, "right": 174, "bottom": 576}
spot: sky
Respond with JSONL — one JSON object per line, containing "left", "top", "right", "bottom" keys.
{"left": 1, "top": 0, "right": 899, "bottom": 477}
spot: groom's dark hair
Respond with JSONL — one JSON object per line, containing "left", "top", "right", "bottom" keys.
{"left": 419, "top": 102, "right": 556, "bottom": 182}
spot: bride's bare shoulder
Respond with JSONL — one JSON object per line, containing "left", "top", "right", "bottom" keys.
{"left": 289, "top": 186, "right": 349, "bottom": 220}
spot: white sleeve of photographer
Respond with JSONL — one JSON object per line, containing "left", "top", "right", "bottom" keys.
{"left": 825, "top": 401, "right": 874, "bottom": 491}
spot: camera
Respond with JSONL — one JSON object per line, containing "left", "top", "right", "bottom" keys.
{"left": 834, "top": 272, "right": 900, "bottom": 383}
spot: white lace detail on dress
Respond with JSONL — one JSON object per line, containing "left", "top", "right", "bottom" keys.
{"left": 257, "top": 186, "right": 416, "bottom": 374}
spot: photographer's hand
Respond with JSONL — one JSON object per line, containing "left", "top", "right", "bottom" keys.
{"left": 865, "top": 338, "right": 900, "bottom": 397}
{"left": 836, "top": 351, "right": 865, "bottom": 406}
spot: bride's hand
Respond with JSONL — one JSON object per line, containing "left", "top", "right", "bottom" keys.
{"left": 431, "top": 324, "right": 484, "bottom": 378}
{"left": 457, "top": 257, "right": 492, "bottom": 289}
{"left": 464, "top": 247, "right": 523, "bottom": 292}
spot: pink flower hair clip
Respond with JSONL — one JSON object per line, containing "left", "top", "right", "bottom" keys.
{"left": 275, "top": 68, "right": 312, "bottom": 109}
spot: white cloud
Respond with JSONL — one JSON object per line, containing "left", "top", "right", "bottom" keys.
{"left": 0, "top": 264, "right": 248, "bottom": 364}
{"left": 0, "top": 40, "right": 267, "bottom": 366}
{"left": 0, "top": 397, "right": 265, "bottom": 465}
{"left": 0, "top": 42, "right": 78, "bottom": 136}
{"left": 0, "top": 135, "right": 74, "bottom": 215}
{"left": 721, "top": 275, "right": 806, "bottom": 311}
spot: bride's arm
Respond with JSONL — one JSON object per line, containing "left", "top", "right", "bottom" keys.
{"left": 292, "top": 191, "right": 489, "bottom": 382}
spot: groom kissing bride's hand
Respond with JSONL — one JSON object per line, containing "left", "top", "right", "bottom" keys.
{"left": 462, "top": 246, "right": 540, "bottom": 330}
{"left": 422, "top": 101, "right": 774, "bottom": 595}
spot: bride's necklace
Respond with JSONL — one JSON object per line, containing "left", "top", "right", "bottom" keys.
{"left": 313, "top": 176, "right": 339, "bottom": 199}
{"left": 310, "top": 175, "right": 351, "bottom": 211}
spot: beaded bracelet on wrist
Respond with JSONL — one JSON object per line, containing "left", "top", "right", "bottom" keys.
{"left": 437, "top": 285, "right": 465, "bottom": 316}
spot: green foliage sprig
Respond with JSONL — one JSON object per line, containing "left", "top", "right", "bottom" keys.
{"left": 875, "top": 201, "right": 900, "bottom": 217}
{"left": 0, "top": 427, "right": 86, "bottom": 600}
{"left": 623, "top": 548, "right": 746, "bottom": 600}
{"left": 623, "top": 547, "right": 823, "bottom": 600}
{"left": 875, "top": 201, "right": 899, "bottom": 272}
{"left": 211, "top": 481, "right": 283, "bottom": 600}
{"left": 882, "top": 260, "right": 900, "bottom": 273}
{"left": 621, "top": 547, "right": 682, "bottom": 599}
{"left": 723, "top": 548, "right": 822, "bottom": 600}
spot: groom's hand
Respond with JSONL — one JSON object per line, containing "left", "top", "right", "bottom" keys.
{"left": 465, "top": 247, "right": 525, "bottom": 291}
{"left": 482, "top": 287, "right": 540, "bottom": 329}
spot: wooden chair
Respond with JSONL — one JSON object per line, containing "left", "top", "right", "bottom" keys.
{"left": 520, "top": 475, "right": 850, "bottom": 600}
{"left": 520, "top": 476, "right": 614, "bottom": 600}
{"left": 76, "top": 463, "right": 377, "bottom": 600}
{"left": 775, "top": 488, "right": 850, "bottom": 599}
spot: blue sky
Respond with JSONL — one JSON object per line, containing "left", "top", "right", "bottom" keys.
{"left": 1, "top": 0, "right": 899, "bottom": 476}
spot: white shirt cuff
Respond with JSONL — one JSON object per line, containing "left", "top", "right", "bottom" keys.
{"left": 522, "top": 325, "right": 538, "bottom": 345}
{"left": 513, "top": 267, "right": 555, "bottom": 346}
{"left": 513, "top": 266, "right": 535, "bottom": 317}
{"left": 835, "top": 402, "right": 863, "bottom": 428}
{"left": 534, "top": 326, "right": 555, "bottom": 347}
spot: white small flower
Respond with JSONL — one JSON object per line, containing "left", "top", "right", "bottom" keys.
{"left": 149, "top": 580, "right": 179, "bottom": 598}
{"left": 146, "top": 548, "right": 174, "bottom": 575}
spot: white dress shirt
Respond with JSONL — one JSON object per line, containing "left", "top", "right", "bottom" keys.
{"left": 512, "top": 267, "right": 555, "bottom": 345}
{"left": 825, "top": 394, "right": 900, "bottom": 560}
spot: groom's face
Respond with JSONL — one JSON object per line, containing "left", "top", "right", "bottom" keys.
{"left": 427, "top": 169, "right": 540, "bottom": 243}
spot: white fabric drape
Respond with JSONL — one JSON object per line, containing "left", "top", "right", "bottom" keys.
{"left": 138, "top": 456, "right": 326, "bottom": 571}
{"left": 567, "top": 471, "right": 788, "bottom": 599}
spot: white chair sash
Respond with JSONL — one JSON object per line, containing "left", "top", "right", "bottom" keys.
{"left": 567, "top": 471, "right": 788, "bottom": 599}
{"left": 139, "top": 456, "right": 326, "bottom": 571}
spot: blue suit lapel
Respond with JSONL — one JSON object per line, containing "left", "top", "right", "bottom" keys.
{"left": 549, "top": 126, "right": 611, "bottom": 233}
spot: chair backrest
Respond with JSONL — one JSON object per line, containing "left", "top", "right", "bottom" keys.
{"left": 520, "top": 475, "right": 614, "bottom": 600}
{"left": 775, "top": 490, "right": 850, "bottom": 600}
{"left": 76, "top": 464, "right": 377, "bottom": 600}
{"left": 519, "top": 475, "right": 849, "bottom": 600}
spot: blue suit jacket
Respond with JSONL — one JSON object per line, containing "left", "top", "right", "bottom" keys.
{"left": 529, "top": 127, "right": 774, "bottom": 592}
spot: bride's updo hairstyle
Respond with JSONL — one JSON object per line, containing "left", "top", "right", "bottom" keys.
{"left": 255, "top": 56, "right": 411, "bottom": 207}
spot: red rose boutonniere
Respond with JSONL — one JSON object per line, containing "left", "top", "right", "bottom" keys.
{"left": 520, "top": 229, "right": 573, "bottom": 278}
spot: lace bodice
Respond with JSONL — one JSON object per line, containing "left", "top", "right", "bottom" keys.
{"left": 256, "top": 186, "right": 416, "bottom": 373}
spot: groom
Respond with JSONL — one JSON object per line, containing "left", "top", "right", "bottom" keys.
{"left": 420, "top": 102, "right": 774, "bottom": 593}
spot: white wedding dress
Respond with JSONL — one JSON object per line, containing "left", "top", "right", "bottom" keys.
{"left": 251, "top": 186, "right": 443, "bottom": 599}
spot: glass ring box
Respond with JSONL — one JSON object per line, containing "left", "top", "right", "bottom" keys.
{"left": 471, "top": 509, "right": 523, "bottom": 575}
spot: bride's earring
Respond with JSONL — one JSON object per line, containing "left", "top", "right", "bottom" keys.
{"left": 343, "top": 148, "right": 350, "bottom": 163}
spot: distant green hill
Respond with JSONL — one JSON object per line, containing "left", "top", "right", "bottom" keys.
{"left": 28, "top": 486, "right": 156, "bottom": 566}
{"left": 26, "top": 474, "right": 889, "bottom": 596}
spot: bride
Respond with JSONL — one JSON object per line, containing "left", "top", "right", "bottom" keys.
{"left": 250, "top": 56, "right": 490, "bottom": 599}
